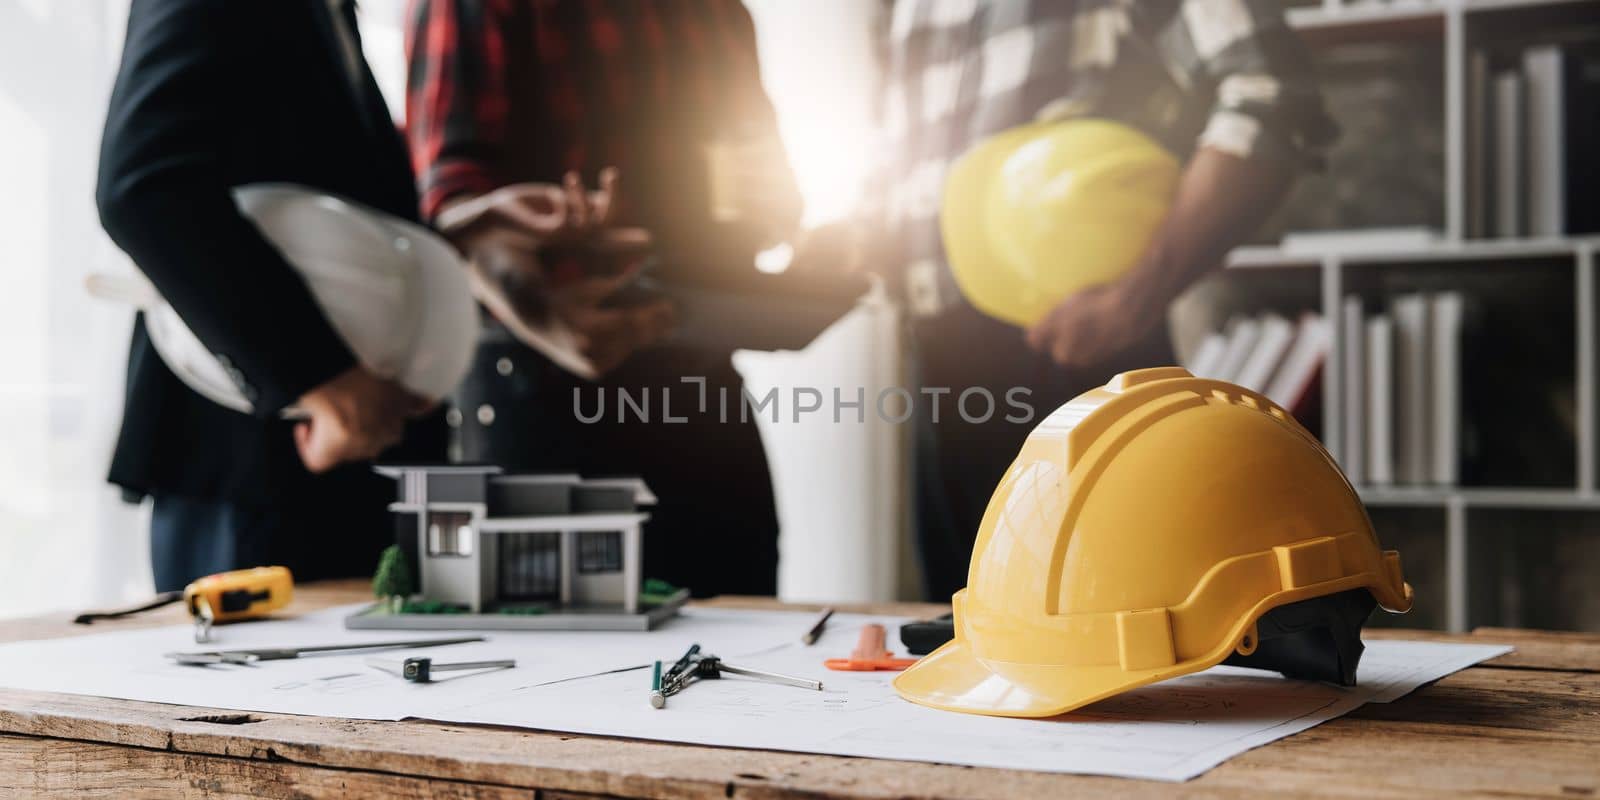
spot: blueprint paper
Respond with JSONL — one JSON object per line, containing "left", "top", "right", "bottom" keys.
{"left": 0, "top": 605, "right": 818, "bottom": 720}
{"left": 0, "top": 606, "right": 1508, "bottom": 782}
{"left": 436, "top": 624, "right": 1509, "bottom": 781}
{"left": 1356, "top": 639, "right": 1509, "bottom": 703}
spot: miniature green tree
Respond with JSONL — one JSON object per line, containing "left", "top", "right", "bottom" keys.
{"left": 371, "top": 545, "right": 415, "bottom": 613}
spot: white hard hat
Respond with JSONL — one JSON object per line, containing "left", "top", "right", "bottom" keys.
{"left": 90, "top": 183, "right": 479, "bottom": 416}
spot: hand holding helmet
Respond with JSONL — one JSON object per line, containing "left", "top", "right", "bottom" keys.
{"left": 940, "top": 119, "right": 1181, "bottom": 330}
{"left": 946, "top": 123, "right": 1295, "bottom": 368}
{"left": 1023, "top": 280, "right": 1162, "bottom": 368}
{"left": 87, "top": 183, "right": 482, "bottom": 474}
{"left": 294, "top": 366, "right": 432, "bottom": 474}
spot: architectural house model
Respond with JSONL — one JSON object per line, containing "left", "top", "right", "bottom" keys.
{"left": 345, "top": 465, "right": 688, "bottom": 631}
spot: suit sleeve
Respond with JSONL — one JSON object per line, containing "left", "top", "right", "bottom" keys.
{"left": 96, "top": 0, "right": 357, "bottom": 416}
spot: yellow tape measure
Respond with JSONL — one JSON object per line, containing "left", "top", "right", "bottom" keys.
{"left": 184, "top": 566, "right": 294, "bottom": 640}
{"left": 74, "top": 566, "right": 294, "bottom": 642}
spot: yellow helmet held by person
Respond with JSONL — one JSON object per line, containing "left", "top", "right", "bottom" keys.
{"left": 940, "top": 119, "right": 1180, "bottom": 327}
{"left": 894, "top": 367, "right": 1413, "bottom": 718}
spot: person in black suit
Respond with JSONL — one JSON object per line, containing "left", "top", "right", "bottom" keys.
{"left": 96, "top": 0, "right": 445, "bottom": 591}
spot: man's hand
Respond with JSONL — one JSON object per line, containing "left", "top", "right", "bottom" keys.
{"left": 1025, "top": 281, "right": 1163, "bottom": 369}
{"left": 442, "top": 168, "right": 648, "bottom": 253}
{"left": 1024, "top": 147, "right": 1293, "bottom": 368}
{"left": 444, "top": 168, "right": 674, "bottom": 375}
{"left": 293, "top": 366, "right": 431, "bottom": 473}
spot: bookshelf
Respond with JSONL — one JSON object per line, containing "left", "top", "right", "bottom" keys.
{"left": 1213, "top": 0, "right": 1600, "bottom": 632}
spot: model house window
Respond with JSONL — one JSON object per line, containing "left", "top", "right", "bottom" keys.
{"left": 426, "top": 510, "right": 474, "bottom": 557}
{"left": 577, "top": 530, "right": 623, "bottom": 573}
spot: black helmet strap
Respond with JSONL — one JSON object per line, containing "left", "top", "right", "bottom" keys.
{"left": 1221, "top": 589, "right": 1377, "bottom": 686}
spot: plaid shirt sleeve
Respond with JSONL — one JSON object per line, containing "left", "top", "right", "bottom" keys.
{"left": 1159, "top": 0, "right": 1338, "bottom": 168}
{"left": 405, "top": 0, "right": 512, "bottom": 221}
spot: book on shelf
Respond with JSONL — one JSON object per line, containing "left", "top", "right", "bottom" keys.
{"left": 1467, "top": 49, "right": 1490, "bottom": 239}
{"left": 1492, "top": 69, "right": 1525, "bottom": 238}
{"left": 1212, "top": 316, "right": 1263, "bottom": 384}
{"left": 1525, "top": 46, "right": 1565, "bottom": 238}
{"left": 1366, "top": 314, "right": 1395, "bottom": 486}
{"left": 1430, "top": 292, "right": 1464, "bottom": 486}
{"left": 1266, "top": 313, "right": 1330, "bottom": 415}
{"left": 1234, "top": 313, "right": 1295, "bottom": 393}
{"left": 1341, "top": 297, "right": 1366, "bottom": 485}
{"left": 1186, "top": 332, "right": 1229, "bottom": 379}
{"left": 1392, "top": 293, "right": 1431, "bottom": 486}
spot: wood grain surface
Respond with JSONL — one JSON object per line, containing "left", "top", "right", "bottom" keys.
{"left": 1, "top": 580, "right": 1596, "bottom": 798}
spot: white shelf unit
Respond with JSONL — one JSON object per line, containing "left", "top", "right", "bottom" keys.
{"left": 1219, "top": 0, "right": 1600, "bottom": 631}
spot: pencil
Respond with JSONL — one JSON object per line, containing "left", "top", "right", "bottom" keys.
{"left": 802, "top": 608, "right": 835, "bottom": 646}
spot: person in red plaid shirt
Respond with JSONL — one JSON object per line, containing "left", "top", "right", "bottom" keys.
{"left": 405, "top": 0, "right": 803, "bottom": 597}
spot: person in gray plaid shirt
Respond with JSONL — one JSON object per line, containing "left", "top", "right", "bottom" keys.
{"left": 795, "top": 0, "right": 1337, "bottom": 599}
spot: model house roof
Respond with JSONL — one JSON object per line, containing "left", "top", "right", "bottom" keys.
{"left": 374, "top": 464, "right": 504, "bottom": 477}
{"left": 376, "top": 465, "right": 655, "bottom": 516}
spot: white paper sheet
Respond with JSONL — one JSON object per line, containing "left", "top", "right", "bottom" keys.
{"left": 0, "top": 605, "right": 814, "bottom": 720}
{"left": 0, "top": 606, "right": 1508, "bottom": 782}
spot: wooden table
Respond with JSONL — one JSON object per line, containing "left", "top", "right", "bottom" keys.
{"left": 1, "top": 581, "right": 1596, "bottom": 798}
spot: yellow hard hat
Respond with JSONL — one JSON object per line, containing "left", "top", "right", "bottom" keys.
{"left": 894, "top": 367, "right": 1413, "bottom": 718}
{"left": 940, "top": 119, "right": 1180, "bottom": 327}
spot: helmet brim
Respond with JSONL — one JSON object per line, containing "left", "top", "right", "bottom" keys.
{"left": 896, "top": 574, "right": 1413, "bottom": 719}
{"left": 893, "top": 639, "right": 1186, "bottom": 719}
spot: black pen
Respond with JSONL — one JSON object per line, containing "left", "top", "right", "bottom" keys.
{"left": 802, "top": 608, "right": 834, "bottom": 646}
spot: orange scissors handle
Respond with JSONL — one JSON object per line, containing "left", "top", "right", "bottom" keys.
{"left": 823, "top": 624, "right": 921, "bottom": 671}
{"left": 824, "top": 656, "right": 919, "bottom": 672}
